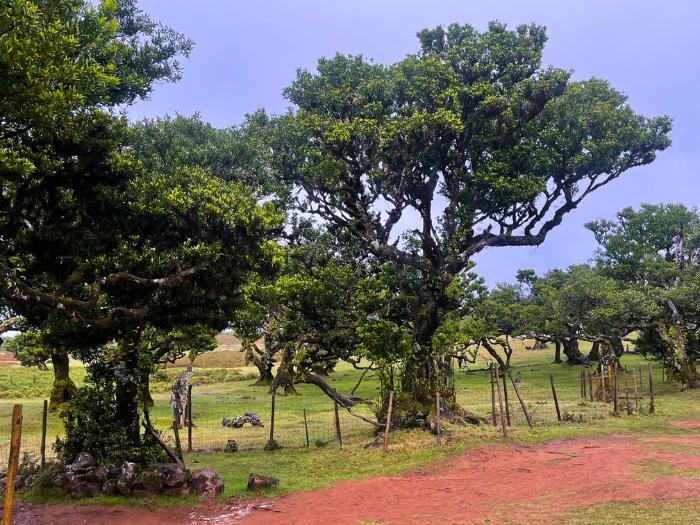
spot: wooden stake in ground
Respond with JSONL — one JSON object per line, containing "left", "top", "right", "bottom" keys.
{"left": 490, "top": 364, "right": 497, "bottom": 426}
{"left": 303, "top": 408, "right": 310, "bottom": 447}
{"left": 580, "top": 368, "right": 584, "bottom": 398}
{"left": 333, "top": 398, "right": 343, "bottom": 446}
{"left": 648, "top": 364, "right": 655, "bottom": 414}
{"left": 508, "top": 370, "right": 533, "bottom": 428}
{"left": 501, "top": 368, "right": 512, "bottom": 426}
{"left": 582, "top": 368, "right": 587, "bottom": 399}
{"left": 633, "top": 369, "right": 639, "bottom": 412}
{"left": 40, "top": 399, "right": 48, "bottom": 469}
{"left": 383, "top": 391, "right": 394, "bottom": 453}
{"left": 436, "top": 392, "right": 442, "bottom": 445}
{"left": 588, "top": 367, "right": 594, "bottom": 402}
{"left": 624, "top": 373, "right": 631, "bottom": 415}
{"left": 549, "top": 375, "right": 561, "bottom": 422}
{"left": 172, "top": 420, "right": 183, "bottom": 462}
{"left": 494, "top": 366, "right": 508, "bottom": 437}
{"left": 269, "top": 387, "right": 277, "bottom": 443}
{"left": 3, "top": 404, "right": 23, "bottom": 525}
{"left": 144, "top": 422, "right": 183, "bottom": 466}
{"left": 187, "top": 384, "right": 193, "bottom": 453}
{"left": 613, "top": 364, "right": 619, "bottom": 415}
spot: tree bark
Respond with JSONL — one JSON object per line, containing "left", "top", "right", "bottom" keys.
{"left": 138, "top": 371, "right": 154, "bottom": 410}
{"left": 114, "top": 337, "right": 141, "bottom": 445}
{"left": 657, "top": 300, "right": 699, "bottom": 388}
{"left": 553, "top": 340, "right": 562, "bottom": 363}
{"left": 588, "top": 341, "right": 600, "bottom": 362}
{"left": 49, "top": 349, "right": 77, "bottom": 410}
{"left": 272, "top": 345, "right": 298, "bottom": 395}
{"left": 562, "top": 338, "right": 587, "bottom": 365}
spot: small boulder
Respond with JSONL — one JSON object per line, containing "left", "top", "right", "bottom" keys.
{"left": 101, "top": 478, "right": 117, "bottom": 496}
{"left": 133, "top": 470, "right": 162, "bottom": 493}
{"left": 70, "top": 452, "right": 95, "bottom": 472}
{"left": 116, "top": 461, "right": 137, "bottom": 496}
{"left": 87, "top": 466, "right": 108, "bottom": 485}
{"left": 263, "top": 439, "right": 281, "bottom": 451}
{"left": 224, "top": 440, "right": 238, "bottom": 453}
{"left": 70, "top": 481, "right": 99, "bottom": 499}
{"left": 195, "top": 448, "right": 213, "bottom": 454}
{"left": 154, "top": 463, "right": 189, "bottom": 488}
{"left": 13, "top": 475, "right": 25, "bottom": 490}
{"left": 189, "top": 468, "right": 224, "bottom": 499}
{"left": 363, "top": 439, "right": 382, "bottom": 449}
{"left": 247, "top": 473, "right": 279, "bottom": 491}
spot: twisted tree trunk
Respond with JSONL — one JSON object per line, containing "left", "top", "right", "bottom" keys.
{"left": 562, "top": 337, "right": 587, "bottom": 365}
{"left": 658, "top": 300, "right": 699, "bottom": 388}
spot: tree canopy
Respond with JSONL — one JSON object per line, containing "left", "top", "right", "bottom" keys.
{"left": 275, "top": 21, "right": 671, "bottom": 419}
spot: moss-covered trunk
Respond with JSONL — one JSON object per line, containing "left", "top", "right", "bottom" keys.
{"left": 114, "top": 337, "right": 141, "bottom": 445}
{"left": 657, "top": 322, "right": 699, "bottom": 388}
{"left": 395, "top": 273, "right": 469, "bottom": 427}
{"left": 49, "top": 349, "right": 77, "bottom": 410}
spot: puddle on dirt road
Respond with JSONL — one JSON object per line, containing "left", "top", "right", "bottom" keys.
{"left": 189, "top": 502, "right": 278, "bottom": 524}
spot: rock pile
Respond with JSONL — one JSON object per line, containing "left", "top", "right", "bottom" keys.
{"left": 221, "top": 412, "right": 264, "bottom": 428}
{"left": 1, "top": 453, "right": 225, "bottom": 500}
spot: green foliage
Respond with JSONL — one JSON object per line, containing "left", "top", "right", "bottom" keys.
{"left": 55, "top": 373, "right": 166, "bottom": 466}
{"left": 275, "top": 20, "right": 671, "bottom": 407}
{"left": 587, "top": 203, "right": 700, "bottom": 285}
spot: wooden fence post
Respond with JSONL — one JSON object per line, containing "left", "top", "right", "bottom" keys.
{"left": 648, "top": 364, "right": 655, "bottom": 414}
{"left": 40, "top": 399, "right": 48, "bottom": 469}
{"left": 494, "top": 366, "right": 508, "bottom": 437}
{"left": 172, "top": 420, "right": 183, "bottom": 462}
{"left": 490, "top": 364, "right": 497, "bottom": 426}
{"left": 436, "top": 392, "right": 441, "bottom": 445}
{"left": 269, "top": 387, "right": 277, "bottom": 443}
{"left": 383, "top": 391, "right": 394, "bottom": 453}
{"left": 549, "top": 375, "right": 561, "bottom": 422}
{"left": 580, "top": 369, "right": 584, "bottom": 398}
{"left": 187, "top": 384, "right": 193, "bottom": 453}
{"left": 333, "top": 399, "right": 342, "bottom": 446}
{"left": 508, "top": 371, "right": 533, "bottom": 428}
{"left": 303, "top": 408, "right": 310, "bottom": 447}
{"left": 3, "top": 404, "right": 22, "bottom": 525}
{"left": 624, "top": 373, "right": 631, "bottom": 415}
{"left": 613, "top": 364, "right": 619, "bottom": 415}
{"left": 502, "top": 368, "right": 512, "bottom": 426}
{"left": 588, "top": 367, "right": 594, "bottom": 402}
{"left": 633, "top": 369, "right": 639, "bottom": 412}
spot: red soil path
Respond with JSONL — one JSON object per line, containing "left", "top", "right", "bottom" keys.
{"left": 11, "top": 421, "right": 700, "bottom": 525}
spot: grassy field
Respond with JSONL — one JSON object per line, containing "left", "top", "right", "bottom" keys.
{"left": 0, "top": 340, "right": 696, "bottom": 508}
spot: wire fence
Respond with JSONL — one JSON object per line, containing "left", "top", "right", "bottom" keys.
{"left": 0, "top": 361, "right": 676, "bottom": 467}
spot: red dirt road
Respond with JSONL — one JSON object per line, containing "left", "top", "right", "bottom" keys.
{"left": 11, "top": 422, "right": 700, "bottom": 525}
{"left": 240, "top": 430, "right": 700, "bottom": 525}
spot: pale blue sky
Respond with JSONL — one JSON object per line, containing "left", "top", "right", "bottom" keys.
{"left": 129, "top": 0, "right": 700, "bottom": 285}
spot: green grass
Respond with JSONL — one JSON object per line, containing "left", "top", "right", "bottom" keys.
{"left": 633, "top": 458, "right": 700, "bottom": 481}
{"left": 564, "top": 498, "right": 700, "bottom": 525}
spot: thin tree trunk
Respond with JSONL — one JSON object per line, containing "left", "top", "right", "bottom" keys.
{"left": 49, "top": 349, "right": 77, "bottom": 410}
{"left": 114, "top": 336, "right": 141, "bottom": 445}
{"left": 553, "top": 340, "right": 562, "bottom": 364}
